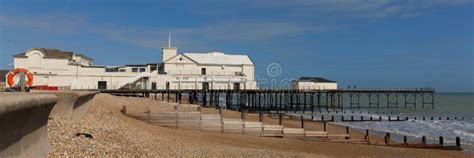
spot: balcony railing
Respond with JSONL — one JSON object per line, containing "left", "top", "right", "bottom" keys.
{"left": 164, "top": 70, "right": 246, "bottom": 76}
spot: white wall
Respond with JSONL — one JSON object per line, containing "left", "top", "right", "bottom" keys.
{"left": 10, "top": 48, "right": 258, "bottom": 90}
{"left": 293, "top": 81, "right": 338, "bottom": 90}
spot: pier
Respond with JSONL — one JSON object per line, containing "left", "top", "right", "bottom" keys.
{"left": 101, "top": 87, "right": 436, "bottom": 112}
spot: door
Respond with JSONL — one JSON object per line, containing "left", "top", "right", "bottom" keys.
{"left": 202, "top": 82, "right": 209, "bottom": 91}
{"left": 233, "top": 83, "right": 240, "bottom": 91}
{"left": 152, "top": 82, "right": 157, "bottom": 90}
{"left": 98, "top": 81, "right": 107, "bottom": 90}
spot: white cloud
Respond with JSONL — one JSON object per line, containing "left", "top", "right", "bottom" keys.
{"left": 251, "top": 0, "right": 473, "bottom": 18}
{"left": 0, "top": 0, "right": 471, "bottom": 50}
{"left": 0, "top": 14, "right": 337, "bottom": 49}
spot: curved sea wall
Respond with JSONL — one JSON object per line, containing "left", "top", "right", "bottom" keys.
{"left": 32, "top": 90, "right": 98, "bottom": 120}
{"left": 0, "top": 93, "right": 57, "bottom": 157}
{"left": 71, "top": 91, "right": 98, "bottom": 120}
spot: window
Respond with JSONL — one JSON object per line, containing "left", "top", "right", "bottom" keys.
{"left": 119, "top": 69, "right": 126, "bottom": 72}
{"left": 150, "top": 65, "right": 157, "bottom": 72}
{"left": 139, "top": 68, "right": 146, "bottom": 72}
{"left": 29, "top": 53, "right": 42, "bottom": 67}
{"left": 105, "top": 68, "right": 118, "bottom": 72}
{"left": 132, "top": 68, "right": 138, "bottom": 72}
{"left": 201, "top": 68, "right": 206, "bottom": 75}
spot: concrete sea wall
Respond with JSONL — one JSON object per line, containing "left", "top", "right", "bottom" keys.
{"left": 0, "top": 93, "right": 57, "bottom": 158}
{"left": 0, "top": 91, "right": 98, "bottom": 157}
{"left": 32, "top": 90, "right": 98, "bottom": 120}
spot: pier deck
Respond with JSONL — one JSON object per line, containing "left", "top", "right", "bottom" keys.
{"left": 100, "top": 88, "right": 436, "bottom": 111}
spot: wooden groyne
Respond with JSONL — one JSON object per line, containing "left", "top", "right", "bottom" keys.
{"left": 123, "top": 105, "right": 363, "bottom": 143}
{"left": 120, "top": 102, "right": 464, "bottom": 151}
{"left": 383, "top": 133, "right": 462, "bottom": 150}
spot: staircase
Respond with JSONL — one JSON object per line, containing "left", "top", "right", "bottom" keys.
{"left": 118, "top": 71, "right": 156, "bottom": 90}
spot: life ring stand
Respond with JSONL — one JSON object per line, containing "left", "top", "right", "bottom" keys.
{"left": 7, "top": 68, "right": 34, "bottom": 87}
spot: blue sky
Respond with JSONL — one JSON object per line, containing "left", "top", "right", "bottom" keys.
{"left": 0, "top": 0, "right": 473, "bottom": 92}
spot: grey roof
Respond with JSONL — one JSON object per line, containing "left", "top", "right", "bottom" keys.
{"left": 296, "top": 77, "right": 337, "bottom": 83}
{"left": 14, "top": 48, "right": 92, "bottom": 61}
{"left": 125, "top": 64, "right": 147, "bottom": 67}
{"left": 75, "top": 54, "right": 93, "bottom": 61}
{"left": 0, "top": 70, "right": 9, "bottom": 81}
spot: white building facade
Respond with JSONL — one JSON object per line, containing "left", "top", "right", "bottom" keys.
{"left": 292, "top": 77, "right": 338, "bottom": 90}
{"left": 8, "top": 47, "right": 257, "bottom": 90}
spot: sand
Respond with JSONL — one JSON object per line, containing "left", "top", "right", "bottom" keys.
{"left": 47, "top": 94, "right": 472, "bottom": 157}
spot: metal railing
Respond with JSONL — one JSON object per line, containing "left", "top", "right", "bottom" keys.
{"left": 165, "top": 70, "right": 245, "bottom": 76}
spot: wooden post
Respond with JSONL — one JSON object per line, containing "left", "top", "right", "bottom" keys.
{"left": 241, "top": 110, "right": 246, "bottom": 121}
{"left": 331, "top": 116, "right": 334, "bottom": 122}
{"left": 456, "top": 137, "right": 461, "bottom": 147}
{"left": 385, "top": 133, "right": 391, "bottom": 145}
{"left": 279, "top": 113, "right": 283, "bottom": 125}
{"left": 167, "top": 90, "right": 170, "bottom": 102}
{"left": 321, "top": 115, "right": 324, "bottom": 122}
{"left": 323, "top": 121, "right": 327, "bottom": 131}
{"left": 388, "top": 116, "right": 391, "bottom": 121}
{"left": 403, "top": 136, "right": 407, "bottom": 144}
{"left": 259, "top": 111, "right": 263, "bottom": 122}
{"left": 147, "top": 110, "right": 151, "bottom": 123}
{"left": 121, "top": 105, "right": 127, "bottom": 114}
{"left": 365, "top": 129, "right": 370, "bottom": 141}
{"left": 422, "top": 136, "right": 426, "bottom": 144}
{"left": 301, "top": 115, "right": 305, "bottom": 129}
{"left": 439, "top": 136, "right": 444, "bottom": 145}
{"left": 345, "top": 126, "right": 350, "bottom": 140}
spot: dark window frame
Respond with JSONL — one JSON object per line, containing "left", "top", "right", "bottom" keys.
{"left": 201, "top": 68, "right": 206, "bottom": 75}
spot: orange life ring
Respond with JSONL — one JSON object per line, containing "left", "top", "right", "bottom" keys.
{"left": 7, "top": 68, "right": 34, "bottom": 87}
